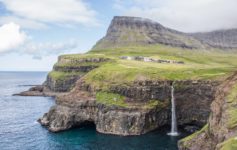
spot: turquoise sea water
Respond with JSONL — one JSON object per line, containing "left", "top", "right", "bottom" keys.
{"left": 0, "top": 72, "right": 188, "bottom": 150}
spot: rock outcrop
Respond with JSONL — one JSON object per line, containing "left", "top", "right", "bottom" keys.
{"left": 178, "top": 71, "right": 237, "bottom": 150}
{"left": 15, "top": 55, "right": 111, "bottom": 96}
{"left": 38, "top": 79, "right": 219, "bottom": 136}
{"left": 44, "top": 56, "right": 110, "bottom": 92}
{"left": 45, "top": 74, "right": 82, "bottom": 92}
{"left": 13, "top": 85, "right": 68, "bottom": 97}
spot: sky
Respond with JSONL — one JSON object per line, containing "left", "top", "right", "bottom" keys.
{"left": 0, "top": 0, "right": 236, "bottom": 71}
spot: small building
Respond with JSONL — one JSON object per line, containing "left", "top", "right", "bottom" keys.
{"left": 144, "top": 57, "right": 153, "bottom": 62}
{"left": 119, "top": 56, "right": 184, "bottom": 64}
{"left": 120, "top": 56, "right": 134, "bottom": 60}
{"left": 134, "top": 56, "right": 144, "bottom": 61}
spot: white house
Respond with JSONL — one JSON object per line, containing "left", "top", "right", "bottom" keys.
{"left": 144, "top": 57, "right": 153, "bottom": 62}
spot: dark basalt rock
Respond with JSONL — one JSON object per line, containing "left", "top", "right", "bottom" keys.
{"left": 13, "top": 85, "right": 67, "bottom": 97}
{"left": 57, "top": 56, "right": 110, "bottom": 64}
{"left": 29, "top": 85, "right": 44, "bottom": 92}
{"left": 45, "top": 74, "right": 82, "bottom": 92}
{"left": 38, "top": 96, "right": 169, "bottom": 135}
{"left": 53, "top": 65, "right": 98, "bottom": 73}
{"left": 183, "top": 125, "right": 200, "bottom": 133}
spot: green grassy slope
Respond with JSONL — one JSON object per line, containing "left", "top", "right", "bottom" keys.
{"left": 79, "top": 45, "right": 237, "bottom": 90}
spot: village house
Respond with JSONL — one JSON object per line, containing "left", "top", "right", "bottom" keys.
{"left": 119, "top": 56, "right": 184, "bottom": 64}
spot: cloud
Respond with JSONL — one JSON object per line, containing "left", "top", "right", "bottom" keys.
{"left": 0, "top": 22, "right": 27, "bottom": 53}
{"left": 0, "top": 22, "right": 78, "bottom": 58}
{"left": 114, "top": 0, "right": 237, "bottom": 32}
{"left": 32, "top": 55, "right": 42, "bottom": 60}
{"left": 0, "top": 0, "right": 98, "bottom": 29}
{"left": 23, "top": 40, "right": 78, "bottom": 59}
{"left": 0, "top": 16, "right": 48, "bottom": 29}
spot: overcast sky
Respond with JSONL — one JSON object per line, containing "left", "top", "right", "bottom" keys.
{"left": 0, "top": 0, "right": 236, "bottom": 71}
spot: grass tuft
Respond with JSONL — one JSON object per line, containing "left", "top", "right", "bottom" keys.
{"left": 179, "top": 124, "right": 208, "bottom": 148}
{"left": 48, "top": 71, "right": 84, "bottom": 80}
{"left": 219, "top": 137, "right": 237, "bottom": 150}
{"left": 96, "top": 91, "right": 127, "bottom": 107}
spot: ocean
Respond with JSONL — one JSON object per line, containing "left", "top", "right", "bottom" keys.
{"left": 0, "top": 71, "right": 187, "bottom": 150}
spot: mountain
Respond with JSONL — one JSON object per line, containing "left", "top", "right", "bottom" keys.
{"left": 93, "top": 16, "right": 237, "bottom": 50}
{"left": 92, "top": 16, "right": 204, "bottom": 50}
{"left": 190, "top": 29, "right": 237, "bottom": 49}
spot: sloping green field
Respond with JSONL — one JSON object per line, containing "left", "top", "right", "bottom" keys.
{"left": 78, "top": 45, "right": 237, "bottom": 90}
{"left": 49, "top": 45, "right": 237, "bottom": 91}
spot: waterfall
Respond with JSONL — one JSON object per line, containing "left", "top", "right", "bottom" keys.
{"left": 168, "top": 82, "right": 179, "bottom": 136}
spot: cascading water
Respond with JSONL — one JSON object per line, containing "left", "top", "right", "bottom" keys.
{"left": 168, "top": 82, "right": 179, "bottom": 136}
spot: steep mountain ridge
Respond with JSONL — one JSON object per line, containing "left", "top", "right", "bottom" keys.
{"left": 191, "top": 29, "right": 237, "bottom": 49}
{"left": 93, "top": 16, "right": 237, "bottom": 50}
{"left": 93, "top": 16, "right": 204, "bottom": 50}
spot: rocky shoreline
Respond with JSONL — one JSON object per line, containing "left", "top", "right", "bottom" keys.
{"left": 38, "top": 94, "right": 169, "bottom": 135}
{"left": 14, "top": 85, "right": 68, "bottom": 97}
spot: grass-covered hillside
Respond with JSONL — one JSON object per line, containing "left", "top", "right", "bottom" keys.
{"left": 47, "top": 44, "right": 237, "bottom": 91}
{"left": 85, "top": 45, "right": 237, "bottom": 90}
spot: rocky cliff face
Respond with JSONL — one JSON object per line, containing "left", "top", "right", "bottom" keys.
{"left": 191, "top": 29, "right": 237, "bottom": 49}
{"left": 110, "top": 80, "right": 218, "bottom": 126}
{"left": 178, "top": 72, "right": 237, "bottom": 150}
{"left": 39, "top": 79, "right": 219, "bottom": 136}
{"left": 46, "top": 74, "right": 82, "bottom": 92}
{"left": 40, "top": 100, "right": 169, "bottom": 135}
{"left": 92, "top": 16, "right": 237, "bottom": 50}
{"left": 39, "top": 81, "right": 169, "bottom": 135}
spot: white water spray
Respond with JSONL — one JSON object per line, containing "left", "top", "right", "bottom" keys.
{"left": 168, "top": 82, "right": 179, "bottom": 136}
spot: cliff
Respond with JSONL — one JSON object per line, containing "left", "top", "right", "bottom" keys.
{"left": 39, "top": 79, "right": 218, "bottom": 135}
{"left": 39, "top": 83, "right": 169, "bottom": 135}
{"left": 45, "top": 55, "right": 111, "bottom": 92}
{"left": 178, "top": 71, "right": 237, "bottom": 150}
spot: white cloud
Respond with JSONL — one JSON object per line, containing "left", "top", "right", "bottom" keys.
{"left": 22, "top": 40, "right": 78, "bottom": 59}
{"left": 0, "top": 16, "right": 48, "bottom": 29}
{"left": 0, "top": 22, "right": 27, "bottom": 53}
{"left": 0, "top": 22, "right": 78, "bottom": 58}
{"left": 0, "top": 0, "right": 98, "bottom": 29}
{"left": 114, "top": 0, "right": 237, "bottom": 32}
